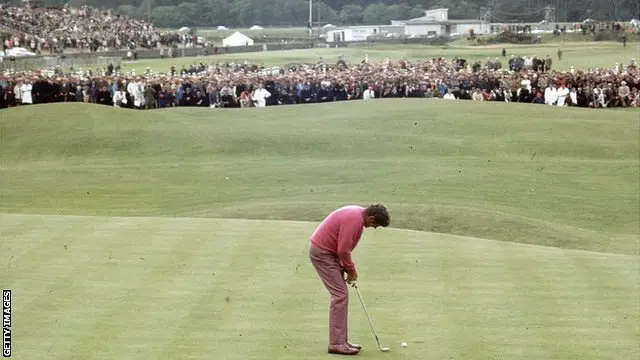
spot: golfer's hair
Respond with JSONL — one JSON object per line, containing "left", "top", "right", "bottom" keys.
{"left": 365, "top": 204, "right": 390, "bottom": 227}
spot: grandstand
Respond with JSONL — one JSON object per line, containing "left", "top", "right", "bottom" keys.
{"left": 0, "top": 3, "right": 181, "bottom": 54}
{"left": 0, "top": 3, "right": 638, "bottom": 110}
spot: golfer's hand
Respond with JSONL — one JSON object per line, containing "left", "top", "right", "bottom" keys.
{"left": 345, "top": 269, "right": 358, "bottom": 284}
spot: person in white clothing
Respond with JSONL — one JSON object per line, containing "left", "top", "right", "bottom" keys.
{"left": 472, "top": 89, "right": 484, "bottom": 101}
{"left": 594, "top": 87, "right": 607, "bottom": 108}
{"left": 363, "top": 86, "right": 375, "bottom": 100}
{"left": 252, "top": 83, "right": 271, "bottom": 107}
{"left": 126, "top": 80, "right": 137, "bottom": 107}
{"left": 112, "top": 90, "right": 126, "bottom": 107}
{"left": 127, "top": 79, "right": 145, "bottom": 109}
{"left": 20, "top": 80, "right": 33, "bottom": 105}
{"left": 135, "top": 81, "right": 145, "bottom": 108}
{"left": 520, "top": 75, "right": 532, "bottom": 92}
{"left": 443, "top": 90, "right": 456, "bottom": 100}
{"left": 544, "top": 84, "right": 557, "bottom": 105}
{"left": 569, "top": 88, "right": 578, "bottom": 106}
{"left": 556, "top": 84, "right": 569, "bottom": 106}
{"left": 13, "top": 81, "right": 22, "bottom": 104}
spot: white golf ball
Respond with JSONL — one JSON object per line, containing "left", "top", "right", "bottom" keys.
{"left": 401, "top": 342, "right": 408, "bottom": 347}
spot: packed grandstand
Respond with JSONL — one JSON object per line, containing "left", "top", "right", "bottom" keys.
{"left": 0, "top": 3, "right": 638, "bottom": 109}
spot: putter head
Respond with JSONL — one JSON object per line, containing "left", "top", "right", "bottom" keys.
{"left": 380, "top": 347, "right": 390, "bottom": 352}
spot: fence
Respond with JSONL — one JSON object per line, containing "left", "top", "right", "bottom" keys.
{"left": 0, "top": 55, "right": 122, "bottom": 72}
{"left": 0, "top": 42, "right": 319, "bottom": 72}
{"left": 0, "top": 36, "right": 454, "bottom": 73}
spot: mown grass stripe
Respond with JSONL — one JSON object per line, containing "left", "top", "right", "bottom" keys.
{"left": 4, "top": 216, "right": 144, "bottom": 311}
{"left": 566, "top": 253, "right": 639, "bottom": 353}
{"left": 0, "top": 213, "right": 87, "bottom": 265}
{"left": 237, "top": 224, "right": 329, "bottom": 359}
{"left": 157, "top": 220, "right": 278, "bottom": 358}
{"left": 503, "top": 248, "right": 575, "bottom": 360}
{"left": 526, "top": 252, "right": 638, "bottom": 360}
{"left": 1, "top": 213, "right": 637, "bottom": 360}
{"left": 6, "top": 216, "right": 157, "bottom": 357}
{"left": 69, "top": 218, "right": 240, "bottom": 359}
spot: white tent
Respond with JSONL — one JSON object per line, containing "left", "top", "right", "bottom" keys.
{"left": 217, "top": 25, "right": 228, "bottom": 30}
{"left": 178, "top": 27, "right": 190, "bottom": 33}
{"left": 250, "top": 25, "right": 263, "bottom": 30}
{"left": 1, "top": 47, "right": 36, "bottom": 57}
{"left": 222, "top": 32, "right": 254, "bottom": 47}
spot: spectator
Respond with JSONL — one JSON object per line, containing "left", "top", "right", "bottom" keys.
{"left": 1, "top": 56, "right": 638, "bottom": 110}
{"left": 0, "top": 4, "right": 181, "bottom": 54}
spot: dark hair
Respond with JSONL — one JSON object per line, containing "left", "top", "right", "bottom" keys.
{"left": 365, "top": 204, "right": 390, "bottom": 227}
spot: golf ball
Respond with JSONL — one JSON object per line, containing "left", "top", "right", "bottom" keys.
{"left": 401, "top": 342, "right": 408, "bottom": 347}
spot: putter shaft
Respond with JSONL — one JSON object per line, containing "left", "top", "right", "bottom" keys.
{"left": 353, "top": 283, "right": 389, "bottom": 352}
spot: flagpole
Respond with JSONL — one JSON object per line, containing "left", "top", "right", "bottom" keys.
{"left": 308, "top": 0, "right": 313, "bottom": 36}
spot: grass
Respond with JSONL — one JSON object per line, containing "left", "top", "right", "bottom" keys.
{"left": 2, "top": 100, "right": 638, "bottom": 253}
{"left": 1, "top": 99, "right": 639, "bottom": 359}
{"left": 195, "top": 27, "right": 311, "bottom": 43}
{"left": 2, "top": 213, "right": 638, "bottom": 360}
{"left": 120, "top": 42, "right": 640, "bottom": 73}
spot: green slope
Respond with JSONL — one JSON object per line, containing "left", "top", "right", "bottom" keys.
{"left": 1, "top": 100, "right": 638, "bottom": 254}
{"left": 1, "top": 214, "right": 638, "bottom": 360}
{"left": 1, "top": 99, "right": 638, "bottom": 360}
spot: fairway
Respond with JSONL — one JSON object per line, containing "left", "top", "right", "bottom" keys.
{"left": 1, "top": 213, "right": 638, "bottom": 360}
{"left": 121, "top": 42, "right": 639, "bottom": 72}
{"left": 1, "top": 99, "right": 639, "bottom": 359}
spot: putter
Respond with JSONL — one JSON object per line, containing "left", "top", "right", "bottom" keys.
{"left": 351, "top": 282, "right": 390, "bottom": 352}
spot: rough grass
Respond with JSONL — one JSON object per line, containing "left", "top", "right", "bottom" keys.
{"left": 122, "top": 42, "right": 639, "bottom": 72}
{"left": 1, "top": 99, "right": 638, "bottom": 254}
{"left": 1, "top": 99, "right": 638, "bottom": 360}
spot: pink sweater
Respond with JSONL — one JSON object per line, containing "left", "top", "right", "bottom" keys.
{"left": 310, "top": 205, "right": 365, "bottom": 272}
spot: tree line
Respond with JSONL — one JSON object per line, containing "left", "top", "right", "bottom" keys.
{"left": 15, "top": 0, "right": 640, "bottom": 29}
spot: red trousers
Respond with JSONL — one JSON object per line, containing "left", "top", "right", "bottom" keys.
{"left": 309, "top": 246, "right": 349, "bottom": 345}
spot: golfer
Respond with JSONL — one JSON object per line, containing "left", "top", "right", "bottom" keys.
{"left": 309, "top": 204, "right": 390, "bottom": 355}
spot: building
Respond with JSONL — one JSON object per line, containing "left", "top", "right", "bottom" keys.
{"left": 325, "top": 8, "right": 489, "bottom": 42}
{"left": 392, "top": 8, "right": 490, "bottom": 37}
{"left": 391, "top": 8, "right": 448, "bottom": 25}
{"left": 325, "top": 25, "right": 404, "bottom": 42}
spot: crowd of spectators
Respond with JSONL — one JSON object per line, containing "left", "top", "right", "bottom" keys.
{"left": 1, "top": 55, "right": 638, "bottom": 110}
{"left": 1, "top": 4, "right": 182, "bottom": 54}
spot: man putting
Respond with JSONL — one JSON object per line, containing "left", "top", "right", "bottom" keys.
{"left": 309, "top": 204, "right": 390, "bottom": 355}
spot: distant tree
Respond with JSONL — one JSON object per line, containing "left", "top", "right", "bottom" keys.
{"left": 339, "top": 4, "right": 364, "bottom": 25}
{"left": 363, "top": 3, "right": 388, "bottom": 25}
{"left": 409, "top": 5, "right": 426, "bottom": 19}
{"left": 384, "top": 4, "right": 413, "bottom": 23}
{"left": 6, "top": 0, "right": 639, "bottom": 28}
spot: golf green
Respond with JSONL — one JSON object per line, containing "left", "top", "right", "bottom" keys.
{"left": 1, "top": 98, "right": 638, "bottom": 359}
